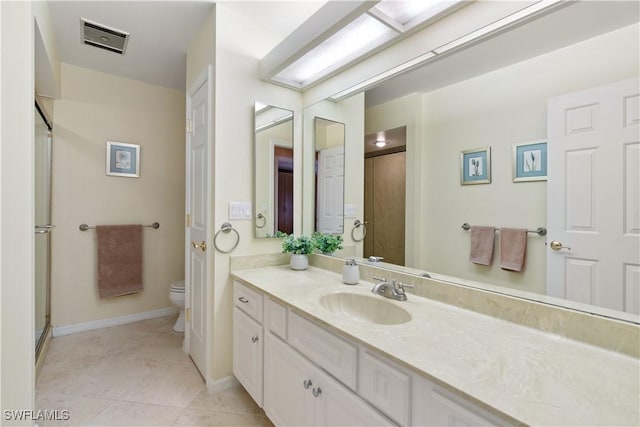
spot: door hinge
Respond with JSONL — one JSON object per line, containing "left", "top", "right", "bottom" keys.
{"left": 187, "top": 118, "right": 192, "bottom": 133}
{"left": 186, "top": 214, "right": 191, "bottom": 227}
{"left": 186, "top": 308, "right": 191, "bottom": 322}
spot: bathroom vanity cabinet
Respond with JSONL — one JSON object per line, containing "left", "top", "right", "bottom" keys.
{"left": 232, "top": 279, "right": 507, "bottom": 426}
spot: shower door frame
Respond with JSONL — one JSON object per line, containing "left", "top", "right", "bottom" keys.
{"left": 34, "top": 100, "right": 52, "bottom": 359}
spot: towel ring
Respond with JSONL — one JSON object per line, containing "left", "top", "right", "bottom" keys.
{"left": 256, "top": 213, "right": 266, "bottom": 229}
{"left": 214, "top": 222, "right": 240, "bottom": 253}
{"left": 351, "top": 219, "right": 367, "bottom": 242}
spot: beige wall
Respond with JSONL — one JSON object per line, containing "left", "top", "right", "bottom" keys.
{"left": 1, "top": 1, "right": 36, "bottom": 421}
{"left": 366, "top": 24, "right": 640, "bottom": 294}
{"left": 51, "top": 63, "right": 185, "bottom": 327}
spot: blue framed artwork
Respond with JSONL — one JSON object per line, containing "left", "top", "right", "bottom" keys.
{"left": 460, "top": 147, "right": 491, "bottom": 185}
{"left": 106, "top": 141, "right": 140, "bottom": 178}
{"left": 513, "top": 140, "right": 547, "bottom": 182}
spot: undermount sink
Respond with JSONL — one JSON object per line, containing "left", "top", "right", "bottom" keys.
{"left": 319, "top": 291, "right": 411, "bottom": 325}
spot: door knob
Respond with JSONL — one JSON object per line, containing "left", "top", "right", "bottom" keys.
{"left": 191, "top": 241, "right": 207, "bottom": 252}
{"left": 550, "top": 241, "right": 571, "bottom": 251}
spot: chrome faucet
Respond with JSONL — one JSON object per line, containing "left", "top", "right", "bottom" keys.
{"left": 371, "top": 276, "right": 414, "bottom": 301}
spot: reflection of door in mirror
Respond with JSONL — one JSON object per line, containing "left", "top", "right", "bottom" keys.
{"left": 363, "top": 127, "right": 406, "bottom": 265}
{"left": 254, "top": 103, "right": 293, "bottom": 238}
{"left": 275, "top": 147, "right": 293, "bottom": 235}
{"left": 314, "top": 117, "right": 345, "bottom": 234}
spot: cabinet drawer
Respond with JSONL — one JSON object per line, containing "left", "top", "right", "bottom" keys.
{"left": 359, "top": 350, "right": 410, "bottom": 426}
{"left": 233, "top": 280, "right": 263, "bottom": 322}
{"left": 266, "top": 298, "right": 287, "bottom": 340}
{"left": 288, "top": 311, "right": 357, "bottom": 390}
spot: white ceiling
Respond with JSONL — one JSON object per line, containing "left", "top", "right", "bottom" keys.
{"left": 47, "top": 1, "right": 324, "bottom": 92}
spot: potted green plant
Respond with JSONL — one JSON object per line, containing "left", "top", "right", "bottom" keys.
{"left": 312, "top": 232, "right": 343, "bottom": 255}
{"left": 282, "top": 234, "right": 314, "bottom": 270}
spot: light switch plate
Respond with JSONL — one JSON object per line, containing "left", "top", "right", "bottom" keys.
{"left": 229, "top": 202, "right": 252, "bottom": 220}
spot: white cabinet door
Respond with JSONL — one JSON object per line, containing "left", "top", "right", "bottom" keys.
{"left": 265, "top": 331, "right": 392, "bottom": 427}
{"left": 233, "top": 308, "right": 263, "bottom": 407}
{"left": 313, "top": 366, "right": 394, "bottom": 427}
{"left": 264, "top": 332, "right": 312, "bottom": 426}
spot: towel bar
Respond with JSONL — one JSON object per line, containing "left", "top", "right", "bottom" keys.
{"left": 461, "top": 222, "right": 546, "bottom": 236}
{"left": 79, "top": 222, "right": 160, "bottom": 231}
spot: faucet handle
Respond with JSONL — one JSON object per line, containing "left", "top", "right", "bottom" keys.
{"left": 373, "top": 275, "right": 387, "bottom": 283}
{"left": 395, "top": 282, "right": 415, "bottom": 294}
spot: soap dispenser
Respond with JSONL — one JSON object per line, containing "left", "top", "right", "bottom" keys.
{"left": 342, "top": 259, "right": 359, "bottom": 285}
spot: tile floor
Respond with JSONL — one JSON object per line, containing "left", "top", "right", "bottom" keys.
{"left": 36, "top": 315, "right": 274, "bottom": 427}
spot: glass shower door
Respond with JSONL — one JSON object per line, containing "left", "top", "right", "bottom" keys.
{"left": 34, "top": 105, "right": 52, "bottom": 357}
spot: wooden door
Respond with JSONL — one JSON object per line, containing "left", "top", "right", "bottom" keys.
{"left": 364, "top": 152, "right": 406, "bottom": 265}
{"left": 547, "top": 78, "right": 640, "bottom": 313}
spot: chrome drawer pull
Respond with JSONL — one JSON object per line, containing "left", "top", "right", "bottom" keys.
{"left": 312, "top": 387, "right": 322, "bottom": 397}
{"left": 303, "top": 379, "right": 313, "bottom": 389}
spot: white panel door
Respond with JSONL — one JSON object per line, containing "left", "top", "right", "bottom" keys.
{"left": 186, "top": 70, "right": 210, "bottom": 377}
{"left": 547, "top": 78, "right": 640, "bottom": 313}
{"left": 316, "top": 146, "right": 345, "bottom": 234}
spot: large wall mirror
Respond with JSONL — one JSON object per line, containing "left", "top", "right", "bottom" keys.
{"left": 301, "top": 2, "right": 640, "bottom": 323}
{"left": 254, "top": 103, "right": 294, "bottom": 238}
{"left": 313, "top": 117, "right": 345, "bottom": 234}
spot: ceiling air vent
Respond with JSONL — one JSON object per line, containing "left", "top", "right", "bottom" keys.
{"left": 81, "top": 19, "right": 129, "bottom": 55}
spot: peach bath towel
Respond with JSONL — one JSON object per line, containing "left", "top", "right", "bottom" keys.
{"left": 469, "top": 226, "right": 495, "bottom": 265}
{"left": 96, "top": 224, "right": 143, "bottom": 298}
{"left": 500, "top": 228, "right": 527, "bottom": 272}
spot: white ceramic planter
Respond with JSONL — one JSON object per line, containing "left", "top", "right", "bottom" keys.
{"left": 290, "top": 254, "right": 309, "bottom": 270}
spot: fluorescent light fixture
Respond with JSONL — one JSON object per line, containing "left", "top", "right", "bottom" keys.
{"left": 374, "top": 0, "right": 447, "bottom": 26}
{"left": 434, "top": 0, "right": 563, "bottom": 54}
{"left": 277, "top": 13, "right": 395, "bottom": 86}
{"left": 329, "top": 50, "right": 436, "bottom": 101}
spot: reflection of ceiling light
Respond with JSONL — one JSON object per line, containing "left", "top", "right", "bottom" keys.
{"left": 375, "top": 140, "right": 387, "bottom": 148}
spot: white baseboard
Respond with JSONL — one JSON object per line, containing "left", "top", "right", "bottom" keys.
{"left": 52, "top": 307, "right": 178, "bottom": 337}
{"left": 206, "top": 375, "right": 240, "bottom": 394}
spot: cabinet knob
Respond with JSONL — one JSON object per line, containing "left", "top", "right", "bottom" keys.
{"left": 251, "top": 336, "right": 259, "bottom": 343}
{"left": 312, "top": 387, "right": 322, "bottom": 398}
{"left": 303, "top": 379, "right": 313, "bottom": 389}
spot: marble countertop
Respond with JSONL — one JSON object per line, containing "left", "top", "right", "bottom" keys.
{"left": 232, "top": 266, "right": 640, "bottom": 426}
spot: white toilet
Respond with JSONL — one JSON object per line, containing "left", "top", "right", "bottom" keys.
{"left": 169, "top": 280, "right": 185, "bottom": 332}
